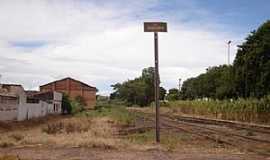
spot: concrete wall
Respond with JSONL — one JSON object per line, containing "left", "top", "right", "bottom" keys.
{"left": 0, "top": 95, "right": 19, "bottom": 121}
{"left": 17, "top": 101, "right": 51, "bottom": 121}
{"left": 0, "top": 104, "right": 18, "bottom": 121}
{"left": 17, "top": 92, "right": 62, "bottom": 121}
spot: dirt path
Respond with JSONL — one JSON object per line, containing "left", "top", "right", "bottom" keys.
{"left": 0, "top": 147, "right": 268, "bottom": 160}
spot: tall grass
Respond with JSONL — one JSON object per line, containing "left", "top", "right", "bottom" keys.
{"left": 166, "top": 96, "right": 270, "bottom": 124}
{"left": 76, "top": 103, "right": 136, "bottom": 126}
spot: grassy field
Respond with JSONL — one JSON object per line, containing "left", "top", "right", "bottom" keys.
{"left": 0, "top": 105, "right": 136, "bottom": 150}
{"left": 164, "top": 96, "right": 270, "bottom": 124}
{"left": 1, "top": 103, "right": 256, "bottom": 160}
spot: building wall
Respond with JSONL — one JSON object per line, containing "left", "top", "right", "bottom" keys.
{"left": 40, "top": 79, "right": 96, "bottom": 109}
{"left": 17, "top": 100, "right": 61, "bottom": 121}
{"left": 83, "top": 90, "right": 96, "bottom": 109}
{"left": 53, "top": 91, "right": 62, "bottom": 113}
{"left": 0, "top": 92, "right": 62, "bottom": 121}
{"left": 18, "top": 101, "right": 48, "bottom": 121}
{"left": 0, "top": 95, "right": 18, "bottom": 121}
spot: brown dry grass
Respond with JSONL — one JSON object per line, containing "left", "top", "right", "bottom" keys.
{"left": 0, "top": 109, "right": 242, "bottom": 154}
{"left": 0, "top": 116, "right": 127, "bottom": 149}
{"left": 0, "top": 155, "right": 28, "bottom": 160}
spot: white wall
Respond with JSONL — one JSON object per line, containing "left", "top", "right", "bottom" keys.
{"left": 17, "top": 101, "right": 49, "bottom": 121}
{"left": 0, "top": 102, "right": 18, "bottom": 121}
{"left": 1, "top": 91, "right": 63, "bottom": 121}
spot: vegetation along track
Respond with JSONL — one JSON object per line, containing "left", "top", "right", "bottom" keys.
{"left": 134, "top": 111, "right": 270, "bottom": 156}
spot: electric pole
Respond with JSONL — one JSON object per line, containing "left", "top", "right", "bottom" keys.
{"left": 179, "top": 78, "right": 181, "bottom": 91}
{"left": 227, "top": 41, "right": 232, "bottom": 65}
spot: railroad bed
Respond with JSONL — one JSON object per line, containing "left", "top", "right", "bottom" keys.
{"left": 134, "top": 111, "right": 270, "bottom": 157}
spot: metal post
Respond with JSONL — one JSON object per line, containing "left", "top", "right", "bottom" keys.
{"left": 227, "top": 41, "right": 231, "bottom": 65}
{"left": 154, "top": 32, "right": 160, "bottom": 143}
{"left": 179, "top": 78, "right": 181, "bottom": 91}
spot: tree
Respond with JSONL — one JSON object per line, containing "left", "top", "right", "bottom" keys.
{"left": 110, "top": 67, "right": 166, "bottom": 106}
{"left": 181, "top": 20, "right": 270, "bottom": 100}
{"left": 159, "top": 87, "right": 167, "bottom": 100}
{"left": 181, "top": 65, "right": 236, "bottom": 100}
{"left": 167, "top": 88, "right": 179, "bottom": 101}
{"left": 62, "top": 94, "right": 72, "bottom": 114}
{"left": 234, "top": 20, "right": 270, "bottom": 98}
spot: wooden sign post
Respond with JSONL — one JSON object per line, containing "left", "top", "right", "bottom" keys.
{"left": 144, "top": 22, "right": 167, "bottom": 143}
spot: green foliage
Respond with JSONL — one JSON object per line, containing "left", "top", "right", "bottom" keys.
{"left": 70, "top": 100, "right": 84, "bottom": 114}
{"left": 180, "top": 20, "right": 270, "bottom": 100}
{"left": 166, "top": 95, "right": 270, "bottom": 124}
{"left": 80, "top": 104, "right": 136, "bottom": 126}
{"left": 62, "top": 94, "right": 85, "bottom": 115}
{"left": 75, "top": 95, "right": 87, "bottom": 107}
{"left": 181, "top": 65, "right": 235, "bottom": 99}
{"left": 159, "top": 86, "right": 167, "bottom": 100}
{"left": 234, "top": 20, "right": 270, "bottom": 98}
{"left": 110, "top": 67, "right": 166, "bottom": 107}
{"left": 62, "top": 94, "right": 72, "bottom": 114}
{"left": 167, "top": 88, "right": 180, "bottom": 101}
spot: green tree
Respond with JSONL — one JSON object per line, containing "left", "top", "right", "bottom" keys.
{"left": 159, "top": 87, "right": 167, "bottom": 100}
{"left": 181, "top": 20, "right": 270, "bottom": 100}
{"left": 62, "top": 94, "right": 72, "bottom": 114}
{"left": 181, "top": 65, "right": 236, "bottom": 100}
{"left": 110, "top": 67, "right": 166, "bottom": 106}
{"left": 167, "top": 88, "right": 179, "bottom": 101}
{"left": 234, "top": 20, "right": 270, "bottom": 98}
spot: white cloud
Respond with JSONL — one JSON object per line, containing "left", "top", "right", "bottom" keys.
{"left": 0, "top": 0, "right": 241, "bottom": 95}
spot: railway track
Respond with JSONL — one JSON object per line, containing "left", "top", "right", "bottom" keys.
{"left": 133, "top": 111, "right": 270, "bottom": 156}
{"left": 171, "top": 115, "right": 270, "bottom": 135}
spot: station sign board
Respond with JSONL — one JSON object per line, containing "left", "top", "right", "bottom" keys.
{"left": 144, "top": 22, "right": 167, "bottom": 32}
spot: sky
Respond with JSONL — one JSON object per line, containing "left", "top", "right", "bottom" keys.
{"left": 0, "top": 0, "right": 269, "bottom": 95}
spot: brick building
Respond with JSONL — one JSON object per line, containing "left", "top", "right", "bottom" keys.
{"left": 40, "top": 77, "right": 97, "bottom": 109}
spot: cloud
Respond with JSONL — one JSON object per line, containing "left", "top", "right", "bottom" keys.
{"left": 0, "top": 0, "right": 241, "bottom": 95}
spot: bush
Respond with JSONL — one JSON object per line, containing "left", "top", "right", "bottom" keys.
{"left": 62, "top": 94, "right": 72, "bottom": 114}
{"left": 42, "top": 119, "right": 90, "bottom": 135}
{"left": 9, "top": 133, "right": 24, "bottom": 141}
{"left": 75, "top": 95, "right": 87, "bottom": 107}
{"left": 83, "top": 104, "right": 136, "bottom": 126}
{"left": 0, "top": 141, "right": 14, "bottom": 148}
{"left": 71, "top": 101, "right": 84, "bottom": 114}
{"left": 42, "top": 122, "right": 64, "bottom": 134}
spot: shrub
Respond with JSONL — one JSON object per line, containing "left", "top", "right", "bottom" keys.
{"left": 42, "top": 119, "right": 90, "bottom": 134}
{"left": 42, "top": 122, "right": 64, "bottom": 134}
{"left": 0, "top": 141, "right": 14, "bottom": 148}
{"left": 62, "top": 94, "right": 72, "bottom": 114}
{"left": 71, "top": 101, "right": 84, "bottom": 114}
{"left": 9, "top": 133, "right": 24, "bottom": 141}
{"left": 75, "top": 95, "right": 87, "bottom": 107}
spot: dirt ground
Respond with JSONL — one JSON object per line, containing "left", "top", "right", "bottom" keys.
{"left": 0, "top": 113, "right": 269, "bottom": 160}
{"left": 0, "top": 147, "right": 268, "bottom": 160}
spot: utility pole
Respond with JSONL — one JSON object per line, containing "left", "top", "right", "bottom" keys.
{"left": 227, "top": 41, "right": 232, "bottom": 65}
{"left": 144, "top": 22, "right": 167, "bottom": 143}
{"left": 178, "top": 78, "right": 181, "bottom": 91}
